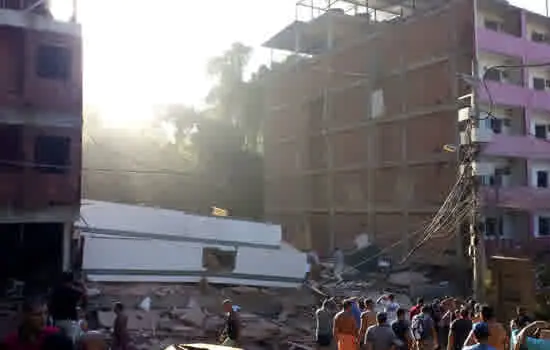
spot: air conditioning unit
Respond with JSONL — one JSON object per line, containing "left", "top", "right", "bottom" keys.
{"left": 458, "top": 107, "right": 474, "bottom": 121}
{"left": 460, "top": 127, "right": 493, "bottom": 144}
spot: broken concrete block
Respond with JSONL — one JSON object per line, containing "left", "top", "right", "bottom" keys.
{"left": 203, "top": 316, "right": 225, "bottom": 332}
{"left": 178, "top": 307, "right": 206, "bottom": 328}
{"left": 231, "top": 286, "right": 259, "bottom": 294}
{"left": 97, "top": 311, "right": 115, "bottom": 328}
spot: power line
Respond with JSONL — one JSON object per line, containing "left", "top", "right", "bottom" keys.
{"left": 0, "top": 158, "right": 198, "bottom": 176}
{"left": 480, "top": 62, "right": 550, "bottom": 122}
{"left": 319, "top": 161, "right": 472, "bottom": 286}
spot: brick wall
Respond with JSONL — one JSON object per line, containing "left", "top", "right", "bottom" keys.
{"left": 0, "top": 27, "right": 82, "bottom": 113}
{"left": 0, "top": 26, "right": 82, "bottom": 211}
{"left": 264, "top": 0, "right": 474, "bottom": 261}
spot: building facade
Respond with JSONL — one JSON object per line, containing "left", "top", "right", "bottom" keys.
{"left": 472, "top": 0, "right": 550, "bottom": 260}
{"left": 0, "top": 1, "right": 81, "bottom": 286}
{"left": 262, "top": 0, "right": 550, "bottom": 265}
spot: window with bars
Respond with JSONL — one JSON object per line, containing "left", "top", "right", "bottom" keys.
{"left": 36, "top": 45, "right": 71, "bottom": 80}
{"left": 535, "top": 124, "right": 548, "bottom": 139}
{"left": 484, "top": 218, "right": 503, "bottom": 237}
{"left": 34, "top": 136, "right": 71, "bottom": 174}
{"left": 538, "top": 216, "right": 550, "bottom": 237}
{"left": 537, "top": 171, "right": 549, "bottom": 188}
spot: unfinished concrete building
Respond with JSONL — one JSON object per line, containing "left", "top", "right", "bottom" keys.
{"left": 262, "top": 0, "right": 475, "bottom": 266}
{"left": 264, "top": 0, "right": 550, "bottom": 268}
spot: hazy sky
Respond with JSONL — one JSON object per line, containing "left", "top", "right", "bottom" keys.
{"left": 54, "top": 0, "right": 547, "bottom": 125}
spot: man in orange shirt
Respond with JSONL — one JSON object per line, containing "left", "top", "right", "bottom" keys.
{"left": 334, "top": 300, "right": 359, "bottom": 350}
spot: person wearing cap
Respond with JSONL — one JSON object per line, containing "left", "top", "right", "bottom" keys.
{"left": 364, "top": 312, "right": 400, "bottom": 350}
{"left": 465, "top": 305, "right": 508, "bottom": 350}
{"left": 513, "top": 320, "right": 550, "bottom": 350}
{"left": 464, "top": 322, "right": 496, "bottom": 350}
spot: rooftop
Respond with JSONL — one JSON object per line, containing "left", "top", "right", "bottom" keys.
{"left": 0, "top": 0, "right": 80, "bottom": 37}
{"left": 263, "top": 0, "right": 451, "bottom": 54}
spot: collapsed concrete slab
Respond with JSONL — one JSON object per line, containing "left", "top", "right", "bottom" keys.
{"left": 78, "top": 201, "right": 308, "bottom": 288}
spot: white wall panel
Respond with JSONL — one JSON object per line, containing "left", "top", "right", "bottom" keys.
{"left": 78, "top": 200, "right": 281, "bottom": 247}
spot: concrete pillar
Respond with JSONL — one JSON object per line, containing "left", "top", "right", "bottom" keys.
{"left": 520, "top": 10, "right": 527, "bottom": 40}
{"left": 62, "top": 223, "right": 71, "bottom": 272}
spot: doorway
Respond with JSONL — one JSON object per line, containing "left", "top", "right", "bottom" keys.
{"left": 0, "top": 223, "right": 64, "bottom": 295}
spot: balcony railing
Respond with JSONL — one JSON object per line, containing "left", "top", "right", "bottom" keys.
{"left": 481, "top": 186, "right": 550, "bottom": 211}
{"left": 477, "top": 26, "right": 525, "bottom": 58}
{"left": 477, "top": 26, "right": 550, "bottom": 65}
{"left": 481, "top": 134, "right": 550, "bottom": 160}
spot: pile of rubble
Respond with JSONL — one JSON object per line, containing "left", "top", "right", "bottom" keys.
{"left": 87, "top": 283, "right": 320, "bottom": 350}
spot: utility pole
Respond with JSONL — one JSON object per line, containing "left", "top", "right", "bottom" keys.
{"left": 467, "top": 0, "right": 487, "bottom": 300}
{"left": 466, "top": 88, "right": 487, "bottom": 302}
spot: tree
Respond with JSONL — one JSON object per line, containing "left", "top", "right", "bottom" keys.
{"left": 206, "top": 42, "right": 252, "bottom": 124}
{"left": 83, "top": 42, "right": 266, "bottom": 220}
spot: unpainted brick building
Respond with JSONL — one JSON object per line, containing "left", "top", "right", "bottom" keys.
{"left": 0, "top": 1, "right": 81, "bottom": 285}
{"left": 262, "top": 0, "right": 476, "bottom": 266}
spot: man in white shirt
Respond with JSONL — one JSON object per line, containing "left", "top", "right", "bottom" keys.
{"left": 333, "top": 248, "right": 345, "bottom": 282}
{"left": 376, "top": 293, "right": 400, "bottom": 323}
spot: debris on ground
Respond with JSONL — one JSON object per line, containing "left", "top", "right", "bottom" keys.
{"left": 87, "top": 282, "right": 319, "bottom": 350}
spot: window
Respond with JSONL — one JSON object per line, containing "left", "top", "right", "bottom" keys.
{"left": 36, "top": 45, "right": 71, "bottom": 80}
{"left": 504, "top": 109, "right": 514, "bottom": 118}
{"left": 479, "top": 175, "right": 494, "bottom": 186}
{"left": 491, "top": 118, "right": 503, "bottom": 134}
{"left": 537, "top": 171, "right": 549, "bottom": 188}
{"left": 533, "top": 77, "right": 546, "bottom": 91}
{"left": 538, "top": 216, "right": 550, "bottom": 236}
{"left": 484, "top": 218, "right": 503, "bottom": 237}
{"left": 34, "top": 136, "right": 71, "bottom": 174}
{"left": 202, "top": 247, "right": 236, "bottom": 272}
{"left": 532, "top": 32, "right": 547, "bottom": 43}
{"left": 485, "top": 68, "right": 501, "bottom": 82}
{"left": 484, "top": 19, "right": 501, "bottom": 31}
{"left": 0, "top": 125, "right": 24, "bottom": 172}
{"left": 535, "top": 124, "right": 548, "bottom": 139}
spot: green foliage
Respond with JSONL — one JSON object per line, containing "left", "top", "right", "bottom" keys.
{"left": 84, "top": 42, "right": 266, "bottom": 220}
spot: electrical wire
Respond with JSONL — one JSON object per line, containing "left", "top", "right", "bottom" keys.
{"left": 400, "top": 182, "right": 471, "bottom": 261}
{"left": 0, "top": 158, "right": 198, "bottom": 176}
{"left": 320, "top": 163, "right": 472, "bottom": 286}
{"left": 401, "top": 198, "right": 472, "bottom": 263}
{"left": 481, "top": 62, "right": 550, "bottom": 120}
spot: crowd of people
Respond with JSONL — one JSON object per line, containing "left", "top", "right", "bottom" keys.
{"left": 3, "top": 273, "right": 549, "bottom": 350}
{"left": 0, "top": 272, "right": 128, "bottom": 350}
{"left": 315, "top": 294, "right": 550, "bottom": 350}
{"left": 0, "top": 278, "right": 243, "bottom": 350}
